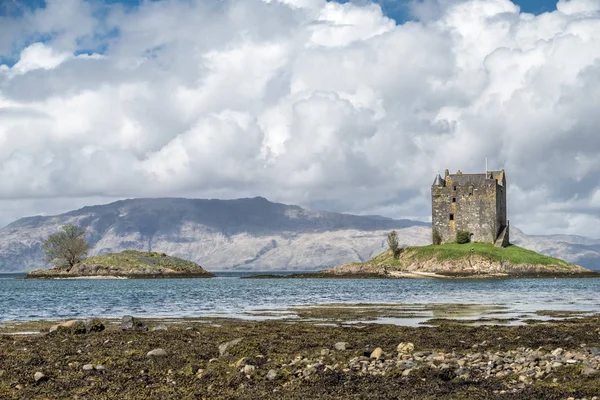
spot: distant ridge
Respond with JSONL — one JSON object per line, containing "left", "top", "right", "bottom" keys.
{"left": 0, "top": 197, "right": 598, "bottom": 272}
{"left": 0, "top": 197, "right": 429, "bottom": 272}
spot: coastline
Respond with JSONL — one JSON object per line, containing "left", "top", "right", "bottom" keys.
{"left": 24, "top": 273, "right": 215, "bottom": 280}
{"left": 2, "top": 311, "right": 600, "bottom": 399}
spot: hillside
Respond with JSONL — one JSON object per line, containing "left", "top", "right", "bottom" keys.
{"left": 0, "top": 197, "right": 429, "bottom": 272}
{"left": 321, "top": 244, "right": 595, "bottom": 278}
{"left": 0, "top": 197, "right": 599, "bottom": 272}
{"left": 26, "top": 250, "right": 214, "bottom": 279}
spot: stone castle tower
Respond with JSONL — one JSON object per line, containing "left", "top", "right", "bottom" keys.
{"left": 431, "top": 169, "right": 509, "bottom": 247}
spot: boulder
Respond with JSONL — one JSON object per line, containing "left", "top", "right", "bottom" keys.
{"left": 370, "top": 348, "right": 383, "bottom": 359}
{"left": 146, "top": 348, "right": 168, "bottom": 358}
{"left": 151, "top": 324, "right": 168, "bottom": 332}
{"left": 121, "top": 315, "right": 148, "bottom": 332}
{"left": 397, "top": 342, "right": 415, "bottom": 354}
{"left": 83, "top": 319, "right": 105, "bottom": 333}
{"left": 49, "top": 320, "right": 86, "bottom": 334}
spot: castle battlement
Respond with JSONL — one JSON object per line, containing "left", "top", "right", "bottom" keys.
{"left": 431, "top": 169, "right": 509, "bottom": 247}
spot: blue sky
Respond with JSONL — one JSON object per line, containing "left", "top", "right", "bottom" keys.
{"left": 1, "top": 0, "right": 559, "bottom": 20}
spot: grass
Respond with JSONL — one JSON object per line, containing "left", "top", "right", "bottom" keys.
{"left": 79, "top": 250, "right": 208, "bottom": 273}
{"left": 404, "top": 243, "right": 573, "bottom": 268}
{"left": 362, "top": 243, "right": 573, "bottom": 269}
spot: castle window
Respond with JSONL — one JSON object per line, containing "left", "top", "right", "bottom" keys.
{"left": 449, "top": 214, "right": 454, "bottom": 221}
{"left": 453, "top": 186, "right": 457, "bottom": 191}
{"left": 452, "top": 197, "right": 456, "bottom": 203}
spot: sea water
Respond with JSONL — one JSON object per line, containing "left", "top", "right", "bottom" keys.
{"left": 1, "top": 273, "right": 599, "bottom": 322}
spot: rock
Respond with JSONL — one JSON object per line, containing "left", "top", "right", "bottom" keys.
{"left": 34, "top": 372, "right": 48, "bottom": 383}
{"left": 397, "top": 342, "right": 415, "bottom": 354}
{"left": 582, "top": 366, "right": 598, "bottom": 376}
{"left": 235, "top": 357, "right": 249, "bottom": 368}
{"left": 334, "top": 342, "right": 349, "bottom": 351}
{"left": 321, "top": 349, "right": 330, "bottom": 356}
{"left": 195, "top": 369, "right": 205, "bottom": 379}
{"left": 95, "top": 365, "right": 106, "bottom": 371}
{"left": 551, "top": 348, "right": 563, "bottom": 357}
{"left": 146, "top": 348, "right": 168, "bottom": 357}
{"left": 151, "top": 324, "right": 168, "bottom": 332}
{"left": 370, "top": 348, "right": 383, "bottom": 359}
{"left": 83, "top": 319, "right": 105, "bottom": 333}
{"left": 83, "top": 364, "right": 94, "bottom": 371}
{"left": 219, "top": 338, "right": 243, "bottom": 356}
{"left": 303, "top": 365, "right": 317, "bottom": 377}
{"left": 49, "top": 320, "right": 86, "bottom": 334}
{"left": 266, "top": 369, "right": 278, "bottom": 381}
{"left": 242, "top": 365, "right": 256, "bottom": 376}
{"left": 121, "top": 315, "right": 148, "bottom": 332}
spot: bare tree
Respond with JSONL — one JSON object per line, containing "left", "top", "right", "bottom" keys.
{"left": 387, "top": 230, "right": 400, "bottom": 260}
{"left": 42, "top": 224, "right": 89, "bottom": 269}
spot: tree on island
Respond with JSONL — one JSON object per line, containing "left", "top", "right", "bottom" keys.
{"left": 42, "top": 224, "right": 89, "bottom": 269}
{"left": 387, "top": 230, "right": 401, "bottom": 260}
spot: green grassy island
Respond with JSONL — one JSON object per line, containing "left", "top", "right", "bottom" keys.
{"left": 317, "top": 243, "right": 596, "bottom": 278}
{"left": 26, "top": 250, "right": 215, "bottom": 279}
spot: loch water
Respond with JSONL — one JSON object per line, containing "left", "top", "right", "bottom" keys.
{"left": 1, "top": 273, "right": 600, "bottom": 323}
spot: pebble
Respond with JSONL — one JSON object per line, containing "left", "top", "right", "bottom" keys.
{"left": 146, "top": 348, "right": 168, "bottom": 357}
{"left": 266, "top": 369, "right": 278, "bottom": 381}
{"left": 34, "top": 371, "right": 47, "bottom": 383}
{"left": 83, "top": 364, "right": 94, "bottom": 371}
{"left": 235, "top": 357, "right": 249, "bottom": 368}
{"left": 242, "top": 365, "right": 256, "bottom": 376}
{"left": 334, "top": 342, "right": 349, "bottom": 351}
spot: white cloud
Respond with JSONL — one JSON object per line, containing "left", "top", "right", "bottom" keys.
{"left": 0, "top": 0, "right": 599, "bottom": 237}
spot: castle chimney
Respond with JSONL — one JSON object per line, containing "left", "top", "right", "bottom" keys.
{"left": 444, "top": 169, "right": 449, "bottom": 177}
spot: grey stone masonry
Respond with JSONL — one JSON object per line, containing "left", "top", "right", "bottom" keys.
{"left": 431, "top": 169, "right": 508, "bottom": 246}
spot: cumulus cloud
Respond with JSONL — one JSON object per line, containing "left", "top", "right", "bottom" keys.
{"left": 1, "top": 0, "right": 600, "bottom": 236}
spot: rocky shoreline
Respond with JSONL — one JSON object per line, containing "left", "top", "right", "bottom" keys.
{"left": 3, "top": 314, "right": 600, "bottom": 399}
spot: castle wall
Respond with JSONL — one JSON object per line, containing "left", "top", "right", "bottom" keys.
{"left": 495, "top": 182, "right": 507, "bottom": 240}
{"left": 432, "top": 173, "right": 504, "bottom": 244}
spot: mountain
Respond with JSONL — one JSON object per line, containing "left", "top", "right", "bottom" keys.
{"left": 0, "top": 197, "right": 598, "bottom": 272}
{"left": 510, "top": 228, "right": 600, "bottom": 271}
{"left": 0, "top": 197, "right": 430, "bottom": 272}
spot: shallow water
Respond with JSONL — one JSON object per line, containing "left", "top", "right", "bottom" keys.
{"left": 1, "top": 273, "right": 600, "bottom": 324}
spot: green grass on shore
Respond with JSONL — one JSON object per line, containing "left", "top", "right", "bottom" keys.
{"left": 366, "top": 243, "right": 573, "bottom": 268}
{"left": 81, "top": 250, "right": 206, "bottom": 272}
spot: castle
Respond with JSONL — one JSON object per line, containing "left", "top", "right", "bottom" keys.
{"left": 431, "top": 169, "right": 509, "bottom": 247}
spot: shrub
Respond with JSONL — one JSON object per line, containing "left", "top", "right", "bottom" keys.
{"left": 455, "top": 230, "right": 471, "bottom": 244}
{"left": 387, "top": 230, "right": 401, "bottom": 259}
{"left": 432, "top": 228, "right": 442, "bottom": 245}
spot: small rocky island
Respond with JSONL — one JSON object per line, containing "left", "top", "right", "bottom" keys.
{"left": 318, "top": 243, "right": 596, "bottom": 278}
{"left": 26, "top": 250, "right": 215, "bottom": 279}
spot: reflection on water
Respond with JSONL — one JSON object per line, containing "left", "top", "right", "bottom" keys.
{"left": 0, "top": 274, "right": 599, "bottom": 326}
